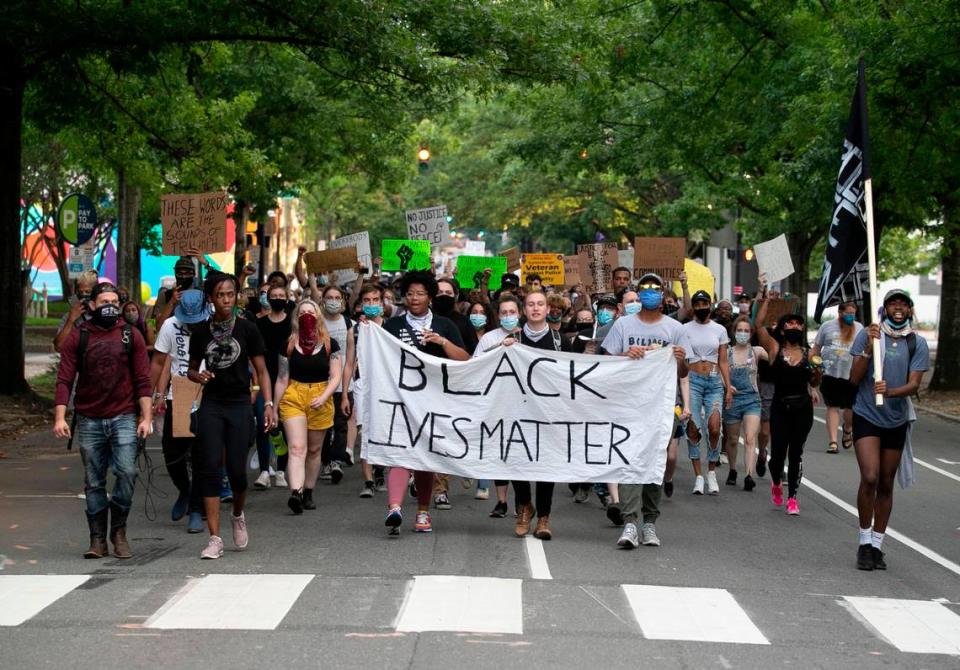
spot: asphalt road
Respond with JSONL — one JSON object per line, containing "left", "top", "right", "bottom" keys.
{"left": 1, "top": 407, "right": 959, "bottom": 669}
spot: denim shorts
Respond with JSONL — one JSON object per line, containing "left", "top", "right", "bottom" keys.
{"left": 724, "top": 390, "right": 761, "bottom": 424}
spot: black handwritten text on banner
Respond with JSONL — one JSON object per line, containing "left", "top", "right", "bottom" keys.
{"left": 357, "top": 324, "right": 676, "bottom": 483}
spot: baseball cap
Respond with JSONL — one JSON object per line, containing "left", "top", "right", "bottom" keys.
{"left": 691, "top": 289, "right": 713, "bottom": 305}
{"left": 500, "top": 273, "right": 519, "bottom": 287}
{"left": 596, "top": 294, "right": 618, "bottom": 310}
{"left": 637, "top": 272, "right": 663, "bottom": 287}
{"left": 883, "top": 288, "right": 914, "bottom": 307}
{"left": 175, "top": 289, "right": 208, "bottom": 324}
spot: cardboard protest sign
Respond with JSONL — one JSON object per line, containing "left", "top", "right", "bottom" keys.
{"left": 563, "top": 255, "right": 588, "bottom": 288}
{"left": 521, "top": 253, "right": 565, "bottom": 285}
{"left": 330, "top": 231, "right": 372, "bottom": 284}
{"left": 754, "top": 233, "right": 795, "bottom": 284}
{"left": 405, "top": 205, "right": 450, "bottom": 247}
{"left": 760, "top": 296, "right": 801, "bottom": 328}
{"left": 171, "top": 375, "right": 203, "bottom": 438}
{"left": 304, "top": 247, "right": 360, "bottom": 275}
{"left": 161, "top": 192, "right": 229, "bottom": 256}
{"left": 501, "top": 247, "right": 521, "bottom": 272}
{"left": 576, "top": 243, "right": 618, "bottom": 293}
{"left": 671, "top": 258, "right": 715, "bottom": 298}
{"left": 456, "top": 255, "right": 507, "bottom": 291}
{"left": 633, "top": 237, "right": 686, "bottom": 281}
{"left": 381, "top": 239, "right": 432, "bottom": 272}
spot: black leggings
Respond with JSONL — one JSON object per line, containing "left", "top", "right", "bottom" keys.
{"left": 321, "top": 391, "right": 350, "bottom": 465}
{"left": 197, "top": 398, "right": 254, "bottom": 498}
{"left": 512, "top": 481, "right": 555, "bottom": 517}
{"left": 769, "top": 399, "right": 814, "bottom": 498}
{"left": 162, "top": 400, "right": 202, "bottom": 513}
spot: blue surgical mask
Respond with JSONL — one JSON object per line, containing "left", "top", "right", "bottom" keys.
{"left": 259, "top": 292, "right": 270, "bottom": 310}
{"left": 500, "top": 315, "right": 519, "bottom": 331}
{"left": 623, "top": 302, "right": 642, "bottom": 316}
{"left": 469, "top": 314, "right": 487, "bottom": 329}
{"left": 362, "top": 304, "right": 383, "bottom": 318}
{"left": 639, "top": 289, "right": 662, "bottom": 311}
{"left": 841, "top": 313, "right": 855, "bottom": 325}
{"left": 597, "top": 309, "right": 614, "bottom": 326}
{"left": 884, "top": 316, "right": 908, "bottom": 330}
{"left": 735, "top": 331, "right": 750, "bottom": 345}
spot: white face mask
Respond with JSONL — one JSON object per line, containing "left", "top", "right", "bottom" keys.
{"left": 735, "top": 331, "right": 750, "bottom": 345}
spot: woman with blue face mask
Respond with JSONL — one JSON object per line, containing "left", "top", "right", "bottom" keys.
{"left": 812, "top": 301, "right": 863, "bottom": 454}
{"left": 722, "top": 316, "right": 768, "bottom": 492}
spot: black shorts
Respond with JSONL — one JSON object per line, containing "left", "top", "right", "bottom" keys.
{"left": 852, "top": 413, "right": 908, "bottom": 451}
{"left": 820, "top": 375, "right": 857, "bottom": 409}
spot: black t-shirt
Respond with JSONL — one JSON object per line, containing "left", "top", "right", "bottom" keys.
{"left": 383, "top": 313, "right": 464, "bottom": 359}
{"left": 753, "top": 329, "right": 775, "bottom": 383}
{"left": 520, "top": 329, "right": 571, "bottom": 352}
{"left": 189, "top": 318, "right": 265, "bottom": 402}
{"left": 288, "top": 340, "right": 341, "bottom": 383}
{"left": 437, "top": 310, "right": 479, "bottom": 356}
{"left": 257, "top": 313, "right": 292, "bottom": 385}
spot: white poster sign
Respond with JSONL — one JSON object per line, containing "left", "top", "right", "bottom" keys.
{"left": 406, "top": 205, "right": 450, "bottom": 247}
{"left": 357, "top": 324, "right": 677, "bottom": 484}
{"left": 753, "top": 234, "right": 795, "bottom": 284}
{"left": 464, "top": 240, "right": 486, "bottom": 256}
{"left": 329, "top": 231, "right": 372, "bottom": 284}
{"left": 68, "top": 241, "right": 95, "bottom": 278}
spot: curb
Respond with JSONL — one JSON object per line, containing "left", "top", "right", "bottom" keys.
{"left": 916, "top": 405, "right": 960, "bottom": 424}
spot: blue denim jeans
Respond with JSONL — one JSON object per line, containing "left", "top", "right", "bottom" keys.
{"left": 687, "top": 370, "right": 724, "bottom": 462}
{"left": 77, "top": 414, "right": 138, "bottom": 518}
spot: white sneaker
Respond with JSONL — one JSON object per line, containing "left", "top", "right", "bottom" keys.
{"left": 617, "top": 522, "right": 639, "bottom": 549}
{"left": 719, "top": 453, "right": 729, "bottom": 465}
{"left": 706, "top": 470, "right": 719, "bottom": 495}
{"left": 200, "top": 535, "right": 224, "bottom": 560}
{"left": 640, "top": 522, "right": 661, "bottom": 547}
{"left": 693, "top": 475, "right": 705, "bottom": 495}
{"left": 474, "top": 488, "right": 489, "bottom": 500}
{"left": 319, "top": 464, "right": 332, "bottom": 480}
{"left": 253, "top": 471, "right": 271, "bottom": 490}
{"left": 273, "top": 471, "right": 288, "bottom": 488}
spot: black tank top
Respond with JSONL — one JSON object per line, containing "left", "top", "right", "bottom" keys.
{"left": 771, "top": 347, "right": 811, "bottom": 400}
{"left": 288, "top": 340, "right": 340, "bottom": 383}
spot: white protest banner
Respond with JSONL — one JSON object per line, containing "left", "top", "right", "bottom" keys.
{"left": 464, "top": 239, "right": 486, "bottom": 256}
{"left": 405, "top": 205, "right": 450, "bottom": 247}
{"left": 329, "top": 231, "right": 372, "bottom": 284}
{"left": 753, "top": 233, "right": 795, "bottom": 284}
{"left": 357, "top": 324, "right": 676, "bottom": 484}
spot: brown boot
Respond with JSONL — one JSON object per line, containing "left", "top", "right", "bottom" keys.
{"left": 84, "top": 536, "right": 108, "bottom": 559}
{"left": 533, "top": 515, "right": 552, "bottom": 541}
{"left": 83, "top": 510, "right": 108, "bottom": 559}
{"left": 110, "top": 528, "right": 133, "bottom": 559}
{"left": 514, "top": 503, "right": 534, "bottom": 537}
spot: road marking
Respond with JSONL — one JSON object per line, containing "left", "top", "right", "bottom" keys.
{"left": 843, "top": 597, "right": 960, "bottom": 655}
{"left": 0, "top": 575, "right": 89, "bottom": 626}
{"left": 800, "top": 478, "right": 960, "bottom": 578}
{"left": 936, "top": 458, "right": 960, "bottom": 466}
{"left": 621, "top": 585, "right": 769, "bottom": 645}
{"left": 145, "top": 574, "right": 313, "bottom": 630}
{"left": 524, "top": 536, "right": 552, "bottom": 580}
{"left": 914, "top": 458, "right": 960, "bottom": 484}
{"left": 395, "top": 575, "right": 522, "bottom": 634}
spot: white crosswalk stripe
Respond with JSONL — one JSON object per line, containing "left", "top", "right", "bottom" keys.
{"left": 843, "top": 596, "right": 960, "bottom": 655}
{"left": 0, "top": 575, "right": 90, "bottom": 626}
{"left": 394, "top": 575, "right": 523, "bottom": 634}
{"left": 622, "top": 584, "right": 770, "bottom": 645}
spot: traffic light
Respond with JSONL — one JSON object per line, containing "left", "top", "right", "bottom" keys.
{"left": 417, "top": 146, "right": 431, "bottom": 173}
{"left": 744, "top": 247, "right": 754, "bottom": 262}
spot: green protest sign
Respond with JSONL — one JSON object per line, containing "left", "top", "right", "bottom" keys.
{"left": 381, "top": 239, "right": 432, "bottom": 271}
{"left": 455, "top": 255, "right": 506, "bottom": 291}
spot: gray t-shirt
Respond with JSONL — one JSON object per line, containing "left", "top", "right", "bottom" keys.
{"left": 601, "top": 313, "right": 685, "bottom": 354}
{"left": 681, "top": 320, "right": 729, "bottom": 363}
{"left": 814, "top": 319, "right": 863, "bottom": 380}
{"left": 324, "top": 314, "right": 349, "bottom": 393}
{"left": 850, "top": 329, "right": 929, "bottom": 428}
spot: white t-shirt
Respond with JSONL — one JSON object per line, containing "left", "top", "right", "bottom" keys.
{"left": 600, "top": 313, "right": 685, "bottom": 354}
{"left": 681, "top": 320, "right": 730, "bottom": 363}
{"left": 814, "top": 318, "right": 863, "bottom": 380}
{"left": 474, "top": 328, "right": 516, "bottom": 357}
{"left": 154, "top": 316, "right": 193, "bottom": 400}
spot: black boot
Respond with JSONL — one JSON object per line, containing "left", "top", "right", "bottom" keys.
{"left": 302, "top": 488, "right": 316, "bottom": 510}
{"left": 84, "top": 509, "right": 109, "bottom": 559}
{"left": 108, "top": 502, "right": 132, "bottom": 559}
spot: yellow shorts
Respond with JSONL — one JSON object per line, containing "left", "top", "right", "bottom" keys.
{"left": 279, "top": 380, "right": 334, "bottom": 431}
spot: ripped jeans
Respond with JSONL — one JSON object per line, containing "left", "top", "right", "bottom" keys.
{"left": 686, "top": 370, "right": 724, "bottom": 462}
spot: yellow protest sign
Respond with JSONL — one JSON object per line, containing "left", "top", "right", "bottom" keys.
{"left": 672, "top": 259, "right": 715, "bottom": 298}
{"left": 520, "top": 253, "right": 565, "bottom": 286}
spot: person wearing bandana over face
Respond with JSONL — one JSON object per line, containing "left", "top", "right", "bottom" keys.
{"left": 382, "top": 271, "right": 469, "bottom": 535}
{"left": 848, "top": 289, "right": 928, "bottom": 571}
{"left": 755, "top": 279, "right": 822, "bottom": 516}
{"left": 53, "top": 282, "right": 153, "bottom": 559}
{"left": 275, "top": 300, "right": 342, "bottom": 514}
{"left": 316, "top": 284, "right": 355, "bottom": 483}
{"left": 188, "top": 272, "right": 275, "bottom": 560}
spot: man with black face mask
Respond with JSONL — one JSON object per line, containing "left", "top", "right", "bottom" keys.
{"left": 53, "top": 282, "right": 153, "bottom": 559}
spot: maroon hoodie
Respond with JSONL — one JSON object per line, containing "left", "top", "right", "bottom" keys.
{"left": 55, "top": 319, "right": 152, "bottom": 418}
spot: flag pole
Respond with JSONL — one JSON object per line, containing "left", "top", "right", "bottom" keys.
{"left": 863, "top": 178, "right": 883, "bottom": 406}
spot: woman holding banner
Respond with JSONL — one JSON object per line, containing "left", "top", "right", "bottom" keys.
{"left": 382, "top": 271, "right": 469, "bottom": 535}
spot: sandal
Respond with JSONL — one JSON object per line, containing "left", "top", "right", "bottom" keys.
{"left": 842, "top": 430, "right": 854, "bottom": 449}
{"left": 826, "top": 441, "right": 839, "bottom": 454}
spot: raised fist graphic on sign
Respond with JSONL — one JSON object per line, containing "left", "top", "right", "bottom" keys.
{"left": 396, "top": 243, "right": 414, "bottom": 270}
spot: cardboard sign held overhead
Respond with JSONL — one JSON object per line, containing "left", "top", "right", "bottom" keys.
{"left": 405, "top": 205, "right": 450, "bottom": 247}
{"left": 501, "top": 247, "right": 521, "bottom": 272}
{"left": 381, "top": 239, "right": 432, "bottom": 272}
{"left": 576, "top": 243, "right": 618, "bottom": 294}
{"left": 520, "top": 253, "right": 565, "bottom": 286}
{"left": 563, "top": 255, "right": 589, "bottom": 288}
{"left": 760, "top": 296, "right": 801, "bottom": 329}
{"left": 329, "top": 232, "right": 372, "bottom": 284}
{"left": 456, "top": 255, "right": 507, "bottom": 291}
{"left": 161, "top": 192, "right": 229, "bottom": 256}
{"left": 753, "top": 234, "right": 795, "bottom": 284}
{"left": 633, "top": 237, "right": 686, "bottom": 281}
{"left": 304, "top": 247, "right": 360, "bottom": 275}
{"left": 171, "top": 375, "right": 203, "bottom": 438}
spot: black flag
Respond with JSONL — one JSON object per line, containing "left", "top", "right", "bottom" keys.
{"left": 814, "top": 60, "right": 874, "bottom": 322}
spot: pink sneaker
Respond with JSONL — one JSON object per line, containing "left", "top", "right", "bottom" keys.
{"left": 770, "top": 482, "right": 784, "bottom": 507}
{"left": 201, "top": 535, "right": 224, "bottom": 559}
{"left": 786, "top": 498, "right": 800, "bottom": 515}
{"left": 232, "top": 512, "right": 249, "bottom": 550}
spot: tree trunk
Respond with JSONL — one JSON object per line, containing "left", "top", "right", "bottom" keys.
{"left": 116, "top": 167, "right": 142, "bottom": 301}
{"left": 0, "top": 50, "right": 29, "bottom": 395}
{"left": 233, "top": 199, "right": 247, "bottom": 277}
{"left": 929, "top": 193, "right": 960, "bottom": 390}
